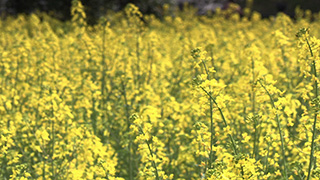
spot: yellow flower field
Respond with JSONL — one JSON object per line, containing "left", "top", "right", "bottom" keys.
{"left": 1, "top": 0, "right": 320, "bottom": 179}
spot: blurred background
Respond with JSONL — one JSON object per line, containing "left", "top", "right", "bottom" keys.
{"left": 1, "top": 0, "right": 320, "bottom": 23}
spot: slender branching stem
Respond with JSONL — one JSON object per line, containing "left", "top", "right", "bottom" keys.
{"left": 201, "top": 60, "right": 215, "bottom": 167}
{"left": 198, "top": 85, "right": 238, "bottom": 155}
{"left": 258, "top": 80, "right": 287, "bottom": 180}
{"left": 264, "top": 141, "right": 270, "bottom": 173}
{"left": 121, "top": 79, "right": 133, "bottom": 180}
{"left": 51, "top": 107, "right": 55, "bottom": 180}
{"left": 306, "top": 37, "right": 318, "bottom": 180}
{"left": 251, "top": 57, "right": 258, "bottom": 160}
{"left": 137, "top": 125, "right": 160, "bottom": 180}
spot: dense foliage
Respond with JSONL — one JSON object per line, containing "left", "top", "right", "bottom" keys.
{"left": 2, "top": 1, "right": 320, "bottom": 179}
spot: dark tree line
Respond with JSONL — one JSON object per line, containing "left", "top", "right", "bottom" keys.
{"left": 1, "top": 0, "right": 320, "bottom": 23}
{"left": 1, "top": 0, "right": 172, "bottom": 24}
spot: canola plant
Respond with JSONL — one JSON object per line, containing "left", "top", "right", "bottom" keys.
{"left": 1, "top": 0, "right": 320, "bottom": 179}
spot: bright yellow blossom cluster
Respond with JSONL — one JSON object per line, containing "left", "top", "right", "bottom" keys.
{"left": 3, "top": 1, "right": 320, "bottom": 179}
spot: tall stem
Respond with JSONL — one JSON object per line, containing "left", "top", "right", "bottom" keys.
{"left": 136, "top": 34, "right": 141, "bottom": 90}
{"left": 121, "top": 79, "right": 133, "bottom": 180}
{"left": 306, "top": 37, "right": 318, "bottom": 180}
{"left": 51, "top": 108, "right": 55, "bottom": 179}
{"left": 251, "top": 57, "right": 258, "bottom": 160}
{"left": 258, "top": 80, "right": 287, "bottom": 179}
{"left": 199, "top": 85, "right": 238, "bottom": 155}
{"left": 201, "top": 60, "right": 215, "bottom": 167}
{"left": 137, "top": 126, "right": 160, "bottom": 180}
{"left": 101, "top": 20, "right": 107, "bottom": 107}
{"left": 264, "top": 141, "right": 270, "bottom": 173}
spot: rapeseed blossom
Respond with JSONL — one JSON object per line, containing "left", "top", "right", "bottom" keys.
{"left": 2, "top": 1, "right": 320, "bottom": 179}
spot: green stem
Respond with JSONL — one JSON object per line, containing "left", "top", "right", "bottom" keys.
{"left": 201, "top": 60, "right": 215, "bottom": 167}
{"left": 101, "top": 20, "right": 107, "bottom": 106}
{"left": 121, "top": 79, "right": 133, "bottom": 180}
{"left": 264, "top": 141, "right": 270, "bottom": 173}
{"left": 306, "top": 37, "right": 318, "bottom": 180}
{"left": 137, "top": 126, "right": 160, "bottom": 180}
{"left": 198, "top": 85, "right": 238, "bottom": 155}
{"left": 251, "top": 57, "right": 258, "bottom": 160}
{"left": 258, "top": 80, "right": 287, "bottom": 180}
{"left": 51, "top": 110, "right": 55, "bottom": 179}
{"left": 136, "top": 34, "right": 141, "bottom": 88}
{"left": 24, "top": 118, "right": 48, "bottom": 179}
{"left": 147, "top": 42, "right": 154, "bottom": 84}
